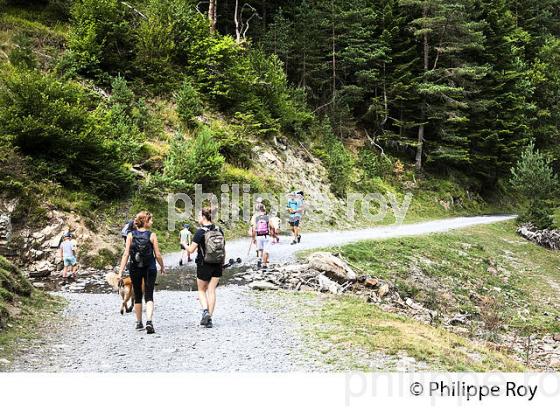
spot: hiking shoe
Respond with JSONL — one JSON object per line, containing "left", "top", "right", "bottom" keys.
{"left": 257, "top": 259, "right": 262, "bottom": 269}
{"left": 291, "top": 240, "right": 297, "bottom": 245}
{"left": 179, "top": 259, "right": 183, "bottom": 266}
{"left": 205, "top": 318, "right": 213, "bottom": 328}
{"left": 200, "top": 310, "right": 211, "bottom": 326}
{"left": 135, "top": 321, "right": 144, "bottom": 330}
{"left": 146, "top": 321, "right": 155, "bottom": 334}
{"left": 297, "top": 235, "right": 301, "bottom": 243}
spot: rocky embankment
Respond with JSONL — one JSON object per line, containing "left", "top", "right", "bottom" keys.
{"left": 517, "top": 224, "right": 560, "bottom": 250}
{"left": 0, "top": 197, "right": 117, "bottom": 278}
{"left": 238, "top": 252, "right": 560, "bottom": 371}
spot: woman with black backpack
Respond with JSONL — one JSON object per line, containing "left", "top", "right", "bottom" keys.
{"left": 187, "top": 207, "right": 226, "bottom": 328}
{"left": 117, "top": 211, "right": 165, "bottom": 334}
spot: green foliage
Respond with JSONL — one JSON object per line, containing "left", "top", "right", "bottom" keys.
{"left": 175, "top": 78, "right": 203, "bottom": 127}
{"left": 66, "top": 0, "right": 134, "bottom": 80}
{"left": 163, "top": 127, "right": 225, "bottom": 190}
{"left": 315, "top": 120, "right": 354, "bottom": 197}
{"left": 0, "top": 68, "right": 133, "bottom": 198}
{"left": 0, "top": 256, "right": 33, "bottom": 300}
{"left": 518, "top": 200, "right": 555, "bottom": 230}
{"left": 209, "top": 121, "right": 252, "bottom": 169}
{"left": 510, "top": 142, "right": 557, "bottom": 201}
{"left": 8, "top": 32, "right": 37, "bottom": 70}
{"left": 358, "top": 148, "right": 392, "bottom": 180}
{"left": 96, "top": 75, "right": 150, "bottom": 164}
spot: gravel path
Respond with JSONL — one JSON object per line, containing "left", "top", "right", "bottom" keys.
{"left": 7, "top": 216, "right": 515, "bottom": 372}
{"left": 9, "top": 287, "right": 328, "bottom": 372}
{"left": 165, "top": 215, "right": 515, "bottom": 266}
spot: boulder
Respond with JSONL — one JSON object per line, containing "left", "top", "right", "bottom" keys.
{"left": 364, "top": 278, "right": 379, "bottom": 288}
{"left": 553, "top": 334, "right": 560, "bottom": 342}
{"left": 307, "top": 252, "right": 357, "bottom": 283}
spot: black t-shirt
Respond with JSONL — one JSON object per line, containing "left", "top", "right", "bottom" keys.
{"left": 192, "top": 224, "right": 224, "bottom": 265}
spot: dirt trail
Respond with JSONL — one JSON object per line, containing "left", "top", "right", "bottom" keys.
{"left": 6, "top": 216, "right": 514, "bottom": 372}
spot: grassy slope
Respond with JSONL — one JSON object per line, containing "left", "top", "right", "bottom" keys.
{"left": 0, "top": 256, "right": 64, "bottom": 367}
{"left": 301, "top": 221, "right": 559, "bottom": 369}
{"left": 304, "top": 294, "right": 524, "bottom": 371}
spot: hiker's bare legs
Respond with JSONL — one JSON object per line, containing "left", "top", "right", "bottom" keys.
{"left": 207, "top": 277, "right": 219, "bottom": 315}
{"left": 263, "top": 251, "right": 269, "bottom": 265}
{"left": 72, "top": 265, "right": 78, "bottom": 278}
{"left": 197, "top": 279, "right": 209, "bottom": 310}
{"left": 62, "top": 265, "right": 68, "bottom": 279}
{"left": 146, "top": 300, "right": 154, "bottom": 321}
{"left": 134, "top": 302, "right": 142, "bottom": 322}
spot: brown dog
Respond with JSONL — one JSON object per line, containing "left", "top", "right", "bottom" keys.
{"left": 106, "top": 272, "right": 141, "bottom": 315}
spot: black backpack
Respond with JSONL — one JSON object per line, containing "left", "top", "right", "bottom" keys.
{"left": 130, "top": 231, "right": 153, "bottom": 268}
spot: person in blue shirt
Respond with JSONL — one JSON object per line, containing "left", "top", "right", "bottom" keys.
{"left": 286, "top": 191, "right": 304, "bottom": 245}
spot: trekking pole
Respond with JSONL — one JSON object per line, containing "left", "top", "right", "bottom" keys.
{"left": 247, "top": 237, "right": 253, "bottom": 257}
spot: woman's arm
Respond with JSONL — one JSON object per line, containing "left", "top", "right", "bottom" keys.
{"left": 118, "top": 234, "right": 132, "bottom": 276}
{"left": 151, "top": 233, "right": 165, "bottom": 275}
{"left": 187, "top": 241, "right": 198, "bottom": 254}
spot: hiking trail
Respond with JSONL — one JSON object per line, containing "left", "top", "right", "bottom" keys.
{"left": 6, "top": 216, "right": 514, "bottom": 372}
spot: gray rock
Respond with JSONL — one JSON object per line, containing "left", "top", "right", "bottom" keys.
{"left": 307, "top": 252, "right": 357, "bottom": 283}
{"left": 249, "top": 281, "right": 279, "bottom": 291}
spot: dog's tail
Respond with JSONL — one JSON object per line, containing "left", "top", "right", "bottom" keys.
{"left": 105, "top": 272, "right": 120, "bottom": 291}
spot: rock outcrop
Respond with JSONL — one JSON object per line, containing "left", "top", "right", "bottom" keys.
{"left": 517, "top": 223, "right": 560, "bottom": 250}
{"left": 0, "top": 198, "right": 18, "bottom": 256}
{"left": 11, "top": 210, "right": 118, "bottom": 277}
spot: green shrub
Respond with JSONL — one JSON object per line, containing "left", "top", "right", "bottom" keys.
{"left": 210, "top": 121, "right": 252, "bottom": 168}
{"left": 358, "top": 148, "right": 392, "bottom": 180}
{"left": 176, "top": 78, "right": 203, "bottom": 126}
{"left": 134, "top": 4, "right": 178, "bottom": 92}
{"left": 8, "top": 33, "right": 37, "bottom": 70}
{"left": 163, "top": 127, "right": 224, "bottom": 189}
{"left": 511, "top": 142, "right": 558, "bottom": 227}
{"left": 518, "top": 200, "right": 556, "bottom": 230}
{"left": 67, "top": 0, "right": 135, "bottom": 80}
{"left": 0, "top": 68, "right": 132, "bottom": 198}
{"left": 0, "top": 256, "right": 33, "bottom": 298}
{"left": 315, "top": 120, "right": 354, "bottom": 197}
{"left": 511, "top": 141, "right": 558, "bottom": 201}
{"left": 97, "top": 75, "right": 148, "bottom": 164}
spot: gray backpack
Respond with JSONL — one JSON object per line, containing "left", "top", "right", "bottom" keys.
{"left": 202, "top": 226, "right": 225, "bottom": 264}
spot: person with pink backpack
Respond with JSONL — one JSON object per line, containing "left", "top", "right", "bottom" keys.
{"left": 251, "top": 204, "right": 270, "bottom": 269}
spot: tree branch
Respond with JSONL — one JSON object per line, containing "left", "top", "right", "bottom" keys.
{"left": 121, "top": 1, "right": 147, "bottom": 19}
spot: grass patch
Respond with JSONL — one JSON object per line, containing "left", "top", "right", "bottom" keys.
{"left": 0, "top": 290, "right": 64, "bottom": 367}
{"left": 323, "top": 221, "right": 560, "bottom": 339}
{"left": 309, "top": 295, "right": 524, "bottom": 371}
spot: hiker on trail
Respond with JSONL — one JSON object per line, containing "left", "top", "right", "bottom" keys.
{"left": 58, "top": 232, "right": 78, "bottom": 283}
{"left": 120, "top": 220, "right": 135, "bottom": 245}
{"left": 179, "top": 223, "right": 192, "bottom": 266}
{"left": 117, "top": 211, "right": 165, "bottom": 334}
{"left": 187, "top": 207, "right": 226, "bottom": 329}
{"left": 269, "top": 211, "right": 281, "bottom": 244}
{"left": 249, "top": 197, "right": 265, "bottom": 256}
{"left": 251, "top": 204, "right": 270, "bottom": 268}
{"left": 287, "top": 191, "right": 304, "bottom": 245}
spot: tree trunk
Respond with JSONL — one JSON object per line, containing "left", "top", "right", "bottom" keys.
{"left": 416, "top": 7, "right": 430, "bottom": 171}
{"left": 209, "top": 0, "right": 217, "bottom": 33}
{"left": 331, "top": 0, "right": 336, "bottom": 101}
{"left": 234, "top": 0, "right": 241, "bottom": 42}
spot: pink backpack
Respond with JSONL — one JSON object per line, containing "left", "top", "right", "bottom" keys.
{"left": 255, "top": 215, "right": 270, "bottom": 236}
